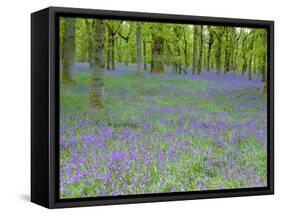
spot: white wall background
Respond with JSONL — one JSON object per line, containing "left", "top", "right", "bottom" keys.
{"left": 0, "top": 0, "right": 279, "bottom": 214}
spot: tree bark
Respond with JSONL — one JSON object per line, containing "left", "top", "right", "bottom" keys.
{"left": 224, "top": 27, "right": 230, "bottom": 73}
{"left": 261, "top": 51, "right": 266, "bottom": 82}
{"left": 85, "top": 19, "right": 94, "bottom": 69}
{"left": 106, "top": 29, "right": 110, "bottom": 70}
{"left": 198, "top": 26, "right": 204, "bottom": 74}
{"left": 192, "top": 25, "right": 198, "bottom": 74}
{"left": 213, "top": 27, "right": 225, "bottom": 75}
{"left": 111, "top": 32, "right": 115, "bottom": 70}
{"left": 183, "top": 30, "right": 189, "bottom": 71}
{"left": 125, "top": 40, "right": 130, "bottom": 65}
{"left": 240, "top": 30, "right": 253, "bottom": 76}
{"left": 215, "top": 40, "right": 222, "bottom": 75}
{"left": 107, "top": 30, "right": 115, "bottom": 70}
{"left": 136, "top": 22, "right": 143, "bottom": 73}
{"left": 89, "top": 20, "right": 105, "bottom": 114}
{"left": 241, "top": 48, "right": 247, "bottom": 76}
{"left": 172, "top": 26, "right": 183, "bottom": 74}
{"left": 248, "top": 58, "right": 252, "bottom": 80}
{"left": 248, "top": 38, "right": 255, "bottom": 80}
{"left": 151, "top": 25, "right": 165, "bottom": 73}
{"left": 143, "top": 40, "right": 147, "bottom": 70}
{"left": 207, "top": 27, "right": 214, "bottom": 72}
{"left": 117, "top": 37, "right": 122, "bottom": 63}
{"left": 62, "top": 18, "right": 76, "bottom": 83}
{"left": 232, "top": 37, "right": 240, "bottom": 75}
{"left": 253, "top": 57, "right": 256, "bottom": 74}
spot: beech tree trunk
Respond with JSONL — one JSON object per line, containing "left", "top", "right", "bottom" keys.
{"left": 107, "top": 30, "right": 115, "bottom": 70}
{"left": 151, "top": 26, "right": 165, "bottom": 73}
{"left": 198, "top": 26, "right": 204, "bottom": 74}
{"left": 215, "top": 40, "right": 222, "bottom": 75}
{"left": 85, "top": 19, "right": 94, "bottom": 69}
{"left": 183, "top": 30, "right": 189, "bottom": 71}
{"left": 136, "top": 22, "right": 143, "bottom": 73}
{"left": 213, "top": 27, "right": 225, "bottom": 75}
{"left": 248, "top": 58, "right": 252, "bottom": 80}
{"left": 125, "top": 40, "right": 130, "bottom": 65}
{"left": 241, "top": 51, "right": 247, "bottom": 76}
{"left": 106, "top": 30, "right": 110, "bottom": 70}
{"left": 62, "top": 18, "right": 76, "bottom": 83}
{"left": 143, "top": 40, "right": 147, "bottom": 70}
{"left": 224, "top": 28, "right": 230, "bottom": 73}
{"left": 117, "top": 38, "right": 122, "bottom": 63}
{"left": 233, "top": 52, "right": 237, "bottom": 75}
{"left": 207, "top": 27, "right": 214, "bottom": 72}
{"left": 172, "top": 26, "right": 183, "bottom": 74}
{"left": 111, "top": 33, "right": 115, "bottom": 70}
{"left": 248, "top": 38, "right": 255, "bottom": 80}
{"left": 253, "top": 57, "right": 256, "bottom": 74}
{"left": 89, "top": 20, "right": 105, "bottom": 114}
{"left": 261, "top": 51, "right": 266, "bottom": 82}
{"left": 192, "top": 26, "right": 198, "bottom": 74}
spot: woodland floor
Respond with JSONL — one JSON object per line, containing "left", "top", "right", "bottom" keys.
{"left": 59, "top": 65, "right": 267, "bottom": 199}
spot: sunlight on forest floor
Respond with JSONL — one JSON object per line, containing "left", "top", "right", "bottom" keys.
{"left": 59, "top": 69, "right": 267, "bottom": 199}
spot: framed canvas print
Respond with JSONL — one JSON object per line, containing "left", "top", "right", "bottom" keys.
{"left": 31, "top": 6, "right": 274, "bottom": 208}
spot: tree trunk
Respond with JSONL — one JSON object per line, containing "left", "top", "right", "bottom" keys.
{"left": 125, "top": 40, "right": 130, "bottom": 65}
{"left": 107, "top": 30, "right": 115, "bottom": 70}
{"left": 213, "top": 27, "right": 225, "bottom": 75}
{"left": 207, "top": 46, "right": 212, "bottom": 72}
{"left": 62, "top": 18, "right": 76, "bottom": 83}
{"left": 253, "top": 57, "right": 256, "bottom": 74}
{"left": 233, "top": 47, "right": 239, "bottom": 75}
{"left": 106, "top": 30, "right": 110, "bottom": 70}
{"left": 248, "top": 39, "right": 255, "bottom": 80}
{"left": 89, "top": 20, "right": 105, "bottom": 114}
{"left": 241, "top": 31, "right": 252, "bottom": 76}
{"left": 117, "top": 37, "right": 122, "bottom": 63}
{"left": 111, "top": 32, "right": 115, "bottom": 70}
{"left": 176, "top": 45, "right": 182, "bottom": 74}
{"left": 183, "top": 30, "right": 189, "bottom": 71}
{"left": 136, "top": 22, "right": 143, "bottom": 73}
{"left": 224, "top": 28, "right": 230, "bottom": 73}
{"left": 216, "top": 37, "right": 222, "bottom": 75}
{"left": 261, "top": 51, "right": 266, "bottom": 82}
{"left": 172, "top": 26, "right": 183, "bottom": 74}
{"left": 230, "top": 47, "right": 235, "bottom": 73}
{"left": 85, "top": 19, "right": 94, "bottom": 69}
{"left": 207, "top": 28, "right": 214, "bottom": 72}
{"left": 248, "top": 58, "right": 252, "bottom": 80}
{"left": 242, "top": 51, "right": 247, "bottom": 76}
{"left": 143, "top": 40, "right": 147, "bottom": 70}
{"left": 192, "top": 26, "right": 198, "bottom": 74}
{"left": 151, "top": 26, "right": 165, "bottom": 73}
{"left": 198, "top": 26, "right": 204, "bottom": 74}
{"left": 231, "top": 29, "right": 241, "bottom": 74}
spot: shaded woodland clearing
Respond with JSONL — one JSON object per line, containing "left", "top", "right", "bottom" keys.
{"left": 59, "top": 17, "right": 268, "bottom": 198}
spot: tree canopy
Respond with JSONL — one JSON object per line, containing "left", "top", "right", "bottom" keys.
{"left": 60, "top": 18, "right": 267, "bottom": 82}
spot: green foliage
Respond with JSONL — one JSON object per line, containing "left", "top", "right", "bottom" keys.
{"left": 60, "top": 17, "right": 267, "bottom": 81}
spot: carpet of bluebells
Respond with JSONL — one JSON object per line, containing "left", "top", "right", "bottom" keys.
{"left": 60, "top": 64, "right": 267, "bottom": 199}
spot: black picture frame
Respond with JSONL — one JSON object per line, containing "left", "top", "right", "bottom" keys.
{"left": 31, "top": 6, "right": 274, "bottom": 209}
